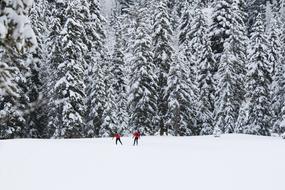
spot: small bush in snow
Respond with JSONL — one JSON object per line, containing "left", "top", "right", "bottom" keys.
{"left": 213, "top": 127, "right": 221, "bottom": 138}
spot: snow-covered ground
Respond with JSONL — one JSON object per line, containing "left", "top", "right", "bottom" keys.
{"left": 0, "top": 135, "right": 284, "bottom": 190}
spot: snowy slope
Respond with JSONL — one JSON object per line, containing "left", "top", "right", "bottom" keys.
{"left": 0, "top": 135, "right": 284, "bottom": 190}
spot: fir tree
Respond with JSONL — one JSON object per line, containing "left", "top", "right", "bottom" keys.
{"left": 118, "top": 0, "right": 134, "bottom": 15}
{"left": 128, "top": 6, "right": 157, "bottom": 135}
{"left": 0, "top": 0, "right": 37, "bottom": 139}
{"left": 109, "top": 26, "right": 128, "bottom": 134}
{"left": 214, "top": 41, "right": 240, "bottom": 133}
{"left": 166, "top": 54, "right": 196, "bottom": 136}
{"left": 247, "top": 0, "right": 267, "bottom": 34}
{"left": 153, "top": 0, "right": 174, "bottom": 135}
{"left": 100, "top": 82, "right": 119, "bottom": 137}
{"left": 189, "top": 6, "right": 215, "bottom": 135}
{"left": 236, "top": 14, "right": 271, "bottom": 136}
{"left": 22, "top": 0, "right": 49, "bottom": 138}
{"left": 267, "top": 17, "right": 282, "bottom": 81}
{"left": 47, "top": 0, "right": 87, "bottom": 138}
{"left": 84, "top": 0, "right": 108, "bottom": 137}
{"left": 271, "top": 16, "right": 284, "bottom": 135}
{"left": 230, "top": 0, "right": 248, "bottom": 104}
{"left": 85, "top": 59, "right": 107, "bottom": 137}
{"left": 0, "top": 51, "right": 27, "bottom": 139}
{"left": 209, "top": 0, "right": 233, "bottom": 69}
{"left": 196, "top": 36, "right": 216, "bottom": 135}
{"left": 214, "top": 0, "right": 248, "bottom": 134}
{"left": 176, "top": 1, "right": 200, "bottom": 135}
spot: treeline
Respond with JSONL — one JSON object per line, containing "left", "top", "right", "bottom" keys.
{"left": 0, "top": 0, "right": 284, "bottom": 139}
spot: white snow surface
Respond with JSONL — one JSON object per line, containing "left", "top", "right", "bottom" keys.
{"left": 0, "top": 135, "right": 284, "bottom": 190}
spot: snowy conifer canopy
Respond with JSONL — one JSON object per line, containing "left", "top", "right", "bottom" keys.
{"left": 0, "top": 0, "right": 37, "bottom": 52}
{"left": 0, "top": 0, "right": 285, "bottom": 139}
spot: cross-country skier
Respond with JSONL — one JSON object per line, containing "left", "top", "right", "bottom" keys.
{"left": 133, "top": 130, "right": 141, "bottom": 146}
{"left": 113, "top": 132, "right": 123, "bottom": 145}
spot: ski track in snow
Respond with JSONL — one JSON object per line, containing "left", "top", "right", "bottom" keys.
{"left": 0, "top": 135, "right": 284, "bottom": 190}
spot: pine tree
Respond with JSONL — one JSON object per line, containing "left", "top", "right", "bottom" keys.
{"left": 100, "top": 82, "right": 119, "bottom": 137}
{"left": 47, "top": 0, "right": 87, "bottom": 138}
{"left": 109, "top": 26, "right": 128, "bottom": 135}
{"left": 214, "top": 41, "right": 240, "bottom": 133}
{"left": 214, "top": 0, "right": 248, "bottom": 134}
{"left": 267, "top": 17, "right": 282, "bottom": 81}
{"left": 85, "top": 59, "right": 107, "bottom": 137}
{"left": 153, "top": 0, "right": 174, "bottom": 135}
{"left": 0, "top": 0, "right": 37, "bottom": 93}
{"left": 209, "top": 0, "right": 233, "bottom": 70}
{"left": 196, "top": 36, "right": 216, "bottom": 135}
{"left": 128, "top": 5, "right": 157, "bottom": 135}
{"left": 0, "top": 0, "right": 37, "bottom": 139}
{"left": 0, "top": 51, "right": 27, "bottom": 139}
{"left": 279, "top": 1, "right": 285, "bottom": 136}
{"left": 230, "top": 0, "right": 248, "bottom": 104}
{"left": 178, "top": 1, "right": 192, "bottom": 46}
{"left": 236, "top": 14, "right": 271, "bottom": 136}
{"left": 189, "top": 5, "right": 215, "bottom": 135}
{"left": 118, "top": 0, "right": 134, "bottom": 15}
{"left": 247, "top": 0, "right": 267, "bottom": 34}
{"left": 175, "top": 1, "right": 200, "bottom": 136}
{"left": 84, "top": 0, "right": 108, "bottom": 137}
{"left": 179, "top": 0, "right": 196, "bottom": 84}
{"left": 166, "top": 54, "right": 196, "bottom": 136}
{"left": 271, "top": 16, "right": 285, "bottom": 135}
{"left": 84, "top": 0, "right": 106, "bottom": 54}
{"left": 22, "top": 0, "right": 50, "bottom": 138}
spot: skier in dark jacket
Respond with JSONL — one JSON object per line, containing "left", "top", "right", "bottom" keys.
{"left": 133, "top": 131, "right": 141, "bottom": 146}
{"left": 113, "top": 133, "right": 123, "bottom": 145}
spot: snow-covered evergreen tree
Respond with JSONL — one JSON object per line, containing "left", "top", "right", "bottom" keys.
{"left": 166, "top": 54, "right": 196, "bottom": 136}
{"left": 271, "top": 16, "right": 285, "bottom": 135}
{"left": 153, "top": 0, "right": 174, "bottom": 135}
{"left": 47, "top": 0, "right": 87, "bottom": 138}
{"left": 267, "top": 17, "right": 282, "bottom": 81}
{"left": 85, "top": 58, "right": 107, "bottom": 137}
{"left": 128, "top": 5, "right": 157, "bottom": 135}
{"left": 109, "top": 26, "right": 128, "bottom": 135}
{"left": 188, "top": 5, "right": 215, "bottom": 135}
{"left": 178, "top": 1, "right": 193, "bottom": 46}
{"left": 247, "top": 0, "right": 267, "bottom": 34}
{"left": 100, "top": 82, "right": 119, "bottom": 137}
{"left": 214, "top": 0, "right": 248, "bottom": 134}
{"left": 230, "top": 0, "right": 248, "bottom": 103}
{"left": 0, "top": 51, "right": 27, "bottom": 138}
{"left": 118, "top": 0, "right": 134, "bottom": 15}
{"left": 175, "top": 1, "right": 200, "bottom": 136}
{"left": 0, "top": 0, "right": 37, "bottom": 93}
{"left": 209, "top": 0, "right": 233, "bottom": 70}
{"left": 236, "top": 14, "right": 271, "bottom": 136}
{"left": 196, "top": 37, "right": 216, "bottom": 136}
{"left": 214, "top": 41, "right": 240, "bottom": 133}
{"left": 22, "top": 0, "right": 50, "bottom": 138}
{"left": 179, "top": 0, "right": 197, "bottom": 84}
{"left": 84, "top": 0, "right": 108, "bottom": 137}
{"left": 0, "top": 0, "right": 37, "bottom": 139}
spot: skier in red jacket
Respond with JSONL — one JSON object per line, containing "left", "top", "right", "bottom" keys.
{"left": 133, "top": 130, "right": 141, "bottom": 146}
{"left": 113, "top": 133, "right": 123, "bottom": 145}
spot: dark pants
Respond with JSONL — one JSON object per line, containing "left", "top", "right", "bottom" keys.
{"left": 116, "top": 138, "right": 122, "bottom": 145}
{"left": 133, "top": 137, "right": 139, "bottom": 146}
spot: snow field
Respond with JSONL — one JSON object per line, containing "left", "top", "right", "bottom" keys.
{"left": 0, "top": 135, "right": 284, "bottom": 190}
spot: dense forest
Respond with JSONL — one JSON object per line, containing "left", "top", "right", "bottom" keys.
{"left": 0, "top": 0, "right": 284, "bottom": 139}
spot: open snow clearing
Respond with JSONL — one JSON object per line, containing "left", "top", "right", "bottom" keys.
{"left": 0, "top": 135, "right": 284, "bottom": 190}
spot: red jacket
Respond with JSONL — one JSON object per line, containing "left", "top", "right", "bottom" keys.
{"left": 133, "top": 132, "right": 141, "bottom": 139}
{"left": 114, "top": 133, "right": 121, "bottom": 139}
